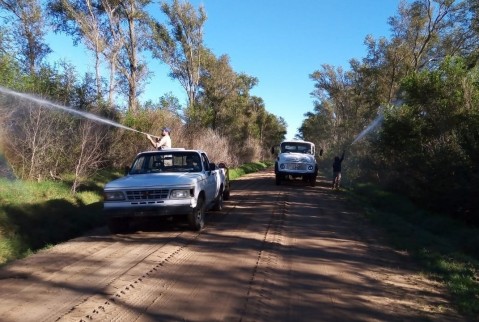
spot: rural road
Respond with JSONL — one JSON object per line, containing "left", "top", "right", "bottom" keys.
{"left": 0, "top": 169, "right": 464, "bottom": 321}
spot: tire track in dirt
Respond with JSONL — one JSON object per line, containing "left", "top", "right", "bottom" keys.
{"left": 0, "top": 169, "right": 467, "bottom": 321}
{"left": 55, "top": 170, "right": 281, "bottom": 321}
{"left": 239, "top": 185, "right": 287, "bottom": 321}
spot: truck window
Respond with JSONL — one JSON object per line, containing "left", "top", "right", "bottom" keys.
{"left": 201, "top": 153, "right": 210, "bottom": 171}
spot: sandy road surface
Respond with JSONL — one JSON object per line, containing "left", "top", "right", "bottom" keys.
{"left": 0, "top": 169, "right": 465, "bottom": 321}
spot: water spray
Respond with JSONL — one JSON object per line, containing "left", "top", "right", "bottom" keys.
{"left": 0, "top": 86, "right": 159, "bottom": 138}
{"left": 351, "top": 114, "right": 384, "bottom": 145}
{"left": 350, "top": 105, "right": 387, "bottom": 145}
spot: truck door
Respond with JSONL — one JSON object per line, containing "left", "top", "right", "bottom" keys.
{"left": 201, "top": 153, "right": 216, "bottom": 203}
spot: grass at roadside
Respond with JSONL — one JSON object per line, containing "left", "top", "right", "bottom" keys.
{"left": 0, "top": 170, "right": 122, "bottom": 265}
{"left": 348, "top": 183, "right": 479, "bottom": 317}
{"left": 228, "top": 161, "right": 272, "bottom": 180}
{"left": 0, "top": 162, "right": 271, "bottom": 266}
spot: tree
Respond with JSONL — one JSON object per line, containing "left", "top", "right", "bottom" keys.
{"left": 113, "top": 0, "right": 151, "bottom": 112}
{"left": 198, "top": 49, "right": 240, "bottom": 130}
{"left": 0, "top": 0, "right": 51, "bottom": 74}
{"left": 387, "top": 0, "right": 469, "bottom": 71}
{"left": 71, "top": 118, "right": 108, "bottom": 193}
{"left": 149, "top": 0, "right": 207, "bottom": 110}
{"left": 376, "top": 56, "right": 479, "bottom": 221}
{"left": 48, "top": 0, "right": 105, "bottom": 98}
{"left": 48, "top": 0, "right": 151, "bottom": 111}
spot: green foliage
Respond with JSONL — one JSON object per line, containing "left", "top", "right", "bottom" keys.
{"left": 0, "top": 161, "right": 269, "bottom": 266}
{"left": 301, "top": 1, "right": 479, "bottom": 226}
{"left": 375, "top": 57, "right": 479, "bottom": 222}
{"left": 228, "top": 161, "right": 272, "bottom": 181}
{"left": 349, "top": 183, "right": 479, "bottom": 317}
{"left": 0, "top": 177, "right": 105, "bottom": 265}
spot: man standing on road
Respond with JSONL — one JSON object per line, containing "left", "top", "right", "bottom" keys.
{"left": 332, "top": 150, "right": 345, "bottom": 190}
{"left": 147, "top": 127, "right": 172, "bottom": 150}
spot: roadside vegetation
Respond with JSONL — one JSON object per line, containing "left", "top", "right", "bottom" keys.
{"left": 0, "top": 0, "right": 478, "bottom": 318}
{"left": 348, "top": 184, "right": 479, "bottom": 317}
{"left": 0, "top": 162, "right": 270, "bottom": 266}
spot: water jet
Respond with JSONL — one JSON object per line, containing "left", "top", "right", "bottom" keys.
{"left": 0, "top": 86, "right": 157, "bottom": 137}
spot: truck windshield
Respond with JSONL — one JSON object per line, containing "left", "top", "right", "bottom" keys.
{"left": 129, "top": 152, "right": 202, "bottom": 174}
{"left": 280, "top": 143, "right": 312, "bottom": 154}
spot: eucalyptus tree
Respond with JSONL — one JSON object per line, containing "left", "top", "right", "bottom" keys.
{"left": 262, "top": 114, "right": 287, "bottom": 154}
{"left": 388, "top": 0, "right": 463, "bottom": 72}
{"left": 198, "top": 49, "right": 240, "bottom": 130}
{"left": 0, "top": 0, "right": 51, "bottom": 75}
{"left": 112, "top": 0, "right": 151, "bottom": 112}
{"left": 376, "top": 56, "right": 479, "bottom": 219}
{"left": 309, "top": 64, "right": 360, "bottom": 145}
{"left": 48, "top": 0, "right": 151, "bottom": 111}
{"left": 48, "top": 0, "right": 106, "bottom": 99}
{"left": 298, "top": 102, "right": 335, "bottom": 151}
{"left": 149, "top": 0, "right": 207, "bottom": 113}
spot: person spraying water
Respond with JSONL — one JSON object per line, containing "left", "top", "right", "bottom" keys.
{"left": 146, "top": 127, "right": 172, "bottom": 150}
{"left": 332, "top": 150, "right": 345, "bottom": 190}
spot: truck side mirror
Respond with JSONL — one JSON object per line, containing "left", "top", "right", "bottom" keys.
{"left": 209, "top": 162, "right": 216, "bottom": 170}
{"left": 271, "top": 146, "right": 275, "bottom": 154}
{"left": 319, "top": 149, "right": 323, "bottom": 156}
{"left": 124, "top": 166, "right": 130, "bottom": 176}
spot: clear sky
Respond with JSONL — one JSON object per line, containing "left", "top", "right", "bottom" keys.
{"left": 45, "top": 0, "right": 402, "bottom": 140}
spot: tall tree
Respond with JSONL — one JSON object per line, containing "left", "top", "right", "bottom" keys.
{"left": 388, "top": 0, "right": 459, "bottom": 71}
{"left": 48, "top": 0, "right": 105, "bottom": 98}
{"left": 0, "top": 0, "right": 51, "bottom": 74}
{"left": 149, "top": 0, "right": 207, "bottom": 111}
{"left": 114, "top": 0, "right": 151, "bottom": 112}
{"left": 198, "top": 49, "right": 239, "bottom": 130}
{"left": 48, "top": 0, "right": 151, "bottom": 111}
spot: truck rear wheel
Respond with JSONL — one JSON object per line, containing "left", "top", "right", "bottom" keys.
{"left": 212, "top": 188, "right": 224, "bottom": 211}
{"left": 188, "top": 197, "right": 205, "bottom": 231}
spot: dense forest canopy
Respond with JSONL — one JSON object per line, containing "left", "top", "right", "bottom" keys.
{"left": 0, "top": 0, "right": 478, "bottom": 224}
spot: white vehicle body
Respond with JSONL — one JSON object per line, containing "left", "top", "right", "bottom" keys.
{"left": 103, "top": 149, "right": 229, "bottom": 233}
{"left": 273, "top": 140, "right": 318, "bottom": 186}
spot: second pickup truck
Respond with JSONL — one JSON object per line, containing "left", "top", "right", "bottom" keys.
{"left": 103, "top": 149, "right": 230, "bottom": 233}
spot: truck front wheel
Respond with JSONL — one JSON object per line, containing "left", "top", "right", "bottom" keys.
{"left": 107, "top": 218, "right": 130, "bottom": 234}
{"left": 275, "top": 174, "right": 282, "bottom": 185}
{"left": 188, "top": 197, "right": 205, "bottom": 231}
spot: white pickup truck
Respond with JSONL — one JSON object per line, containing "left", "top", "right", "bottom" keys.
{"left": 103, "top": 149, "right": 230, "bottom": 233}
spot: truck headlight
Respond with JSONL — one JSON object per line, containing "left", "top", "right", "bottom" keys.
{"left": 170, "top": 189, "right": 191, "bottom": 199}
{"left": 308, "top": 165, "right": 313, "bottom": 170}
{"left": 104, "top": 191, "right": 125, "bottom": 201}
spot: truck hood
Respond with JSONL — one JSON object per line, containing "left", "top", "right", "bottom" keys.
{"left": 105, "top": 172, "right": 204, "bottom": 190}
{"left": 278, "top": 153, "right": 316, "bottom": 164}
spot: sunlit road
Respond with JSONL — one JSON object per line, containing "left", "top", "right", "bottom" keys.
{"left": 0, "top": 169, "right": 463, "bottom": 321}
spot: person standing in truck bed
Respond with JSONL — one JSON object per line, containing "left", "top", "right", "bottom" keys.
{"left": 147, "top": 127, "right": 172, "bottom": 150}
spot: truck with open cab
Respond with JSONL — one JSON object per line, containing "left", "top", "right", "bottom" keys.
{"left": 272, "top": 140, "right": 321, "bottom": 186}
{"left": 103, "top": 148, "right": 230, "bottom": 233}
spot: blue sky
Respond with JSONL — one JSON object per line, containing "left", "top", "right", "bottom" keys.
{"left": 46, "top": 0, "right": 401, "bottom": 140}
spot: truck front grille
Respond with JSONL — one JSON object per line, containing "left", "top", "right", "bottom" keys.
{"left": 126, "top": 189, "right": 170, "bottom": 200}
{"left": 285, "top": 163, "right": 307, "bottom": 170}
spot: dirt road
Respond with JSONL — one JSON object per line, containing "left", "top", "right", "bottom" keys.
{"left": 0, "top": 169, "right": 464, "bottom": 321}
